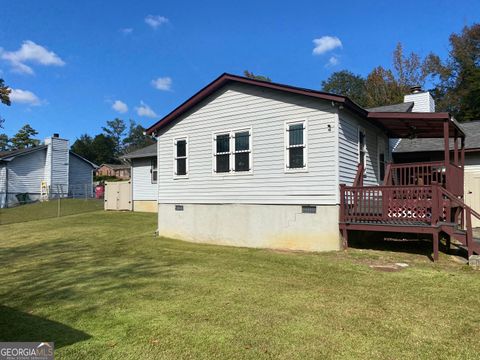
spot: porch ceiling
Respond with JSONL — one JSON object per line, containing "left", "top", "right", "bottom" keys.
{"left": 367, "top": 112, "right": 465, "bottom": 139}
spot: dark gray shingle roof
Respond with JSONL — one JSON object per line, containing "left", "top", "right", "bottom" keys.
{"left": 0, "top": 145, "right": 48, "bottom": 161}
{"left": 394, "top": 120, "right": 480, "bottom": 153}
{"left": 367, "top": 102, "right": 414, "bottom": 112}
{"left": 122, "top": 143, "right": 157, "bottom": 159}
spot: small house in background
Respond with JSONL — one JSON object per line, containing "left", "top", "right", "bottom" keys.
{"left": 95, "top": 163, "right": 131, "bottom": 180}
{"left": 0, "top": 134, "right": 97, "bottom": 208}
{"left": 121, "top": 143, "right": 157, "bottom": 212}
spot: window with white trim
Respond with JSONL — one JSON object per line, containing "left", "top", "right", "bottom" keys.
{"left": 358, "top": 128, "right": 366, "bottom": 167}
{"left": 151, "top": 158, "right": 157, "bottom": 183}
{"left": 285, "top": 121, "right": 307, "bottom": 170}
{"left": 213, "top": 129, "right": 251, "bottom": 173}
{"left": 174, "top": 137, "right": 188, "bottom": 177}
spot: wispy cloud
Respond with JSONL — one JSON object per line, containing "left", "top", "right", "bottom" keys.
{"left": 145, "top": 15, "right": 169, "bottom": 29}
{"left": 135, "top": 101, "right": 157, "bottom": 118}
{"left": 312, "top": 36, "right": 342, "bottom": 55}
{"left": 0, "top": 40, "right": 65, "bottom": 75}
{"left": 325, "top": 56, "right": 340, "bottom": 68}
{"left": 112, "top": 100, "right": 128, "bottom": 113}
{"left": 9, "top": 88, "right": 42, "bottom": 106}
{"left": 151, "top": 76, "right": 172, "bottom": 91}
{"left": 120, "top": 28, "right": 133, "bottom": 35}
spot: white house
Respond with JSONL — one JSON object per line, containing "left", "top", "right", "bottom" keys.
{"left": 122, "top": 143, "right": 158, "bottom": 212}
{"left": 0, "top": 134, "right": 97, "bottom": 208}
{"left": 144, "top": 73, "right": 462, "bottom": 252}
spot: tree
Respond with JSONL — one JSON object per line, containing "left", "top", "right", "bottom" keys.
{"left": 0, "top": 79, "right": 11, "bottom": 107}
{"left": 0, "top": 134, "right": 9, "bottom": 151}
{"left": 321, "top": 70, "right": 367, "bottom": 105}
{"left": 102, "top": 118, "right": 126, "bottom": 156}
{"left": 91, "top": 134, "right": 117, "bottom": 165}
{"left": 123, "top": 119, "right": 155, "bottom": 153}
{"left": 71, "top": 134, "right": 95, "bottom": 162}
{"left": 10, "top": 124, "right": 39, "bottom": 149}
{"left": 243, "top": 70, "right": 271, "bottom": 82}
{"left": 392, "top": 42, "right": 431, "bottom": 89}
{"left": 363, "top": 66, "right": 405, "bottom": 108}
{"left": 428, "top": 24, "right": 480, "bottom": 120}
{"left": 0, "top": 79, "right": 11, "bottom": 129}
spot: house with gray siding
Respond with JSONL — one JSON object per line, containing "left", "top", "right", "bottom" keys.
{"left": 144, "top": 73, "right": 452, "bottom": 252}
{"left": 122, "top": 143, "right": 158, "bottom": 212}
{"left": 0, "top": 134, "right": 97, "bottom": 208}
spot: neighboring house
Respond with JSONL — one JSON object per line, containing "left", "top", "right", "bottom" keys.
{"left": 393, "top": 120, "right": 480, "bottom": 226}
{"left": 96, "top": 164, "right": 131, "bottom": 179}
{"left": 121, "top": 143, "right": 158, "bottom": 212}
{"left": 0, "top": 134, "right": 97, "bottom": 208}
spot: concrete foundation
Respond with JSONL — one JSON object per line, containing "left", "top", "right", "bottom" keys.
{"left": 157, "top": 203, "right": 341, "bottom": 251}
{"left": 133, "top": 200, "right": 158, "bottom": 213}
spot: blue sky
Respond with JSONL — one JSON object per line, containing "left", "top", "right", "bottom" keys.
{"left": 0, "top": 0, "right": 478, "bottom": 142}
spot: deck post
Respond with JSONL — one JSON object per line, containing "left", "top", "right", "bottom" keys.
{"left": 461, "top": 137, "right": 465, "bottom": 169}
{"left": 443, "top": 120, "right": 450, "bottom": 165}
{"left": 454, "top": 131, "right": 459, "bottom": 166}
{"left": 341, "top": 227, "right": 348, "bottom": 250}
{"left": 433, "top": 231, "right": 439, "bottom": 261}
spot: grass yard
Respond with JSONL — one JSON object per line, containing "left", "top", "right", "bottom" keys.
{"left": 0, "top": 199, "right": 103, "bottom": 225}
{"left": 1, "top": 211, "right": 480, "bottom": 359}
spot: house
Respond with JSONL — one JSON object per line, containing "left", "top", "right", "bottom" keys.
{"left": 393, "top": 120, "right": 480, "bottom": 226}
{"left": 96, "top": 163, "right": 131, "bottom": 179}
{"left": 0, "top": 134, "right": 97, "bottom": 208}
{"left": 121, "top": 143, "right": 158, "bottom": 212}
{"left": 145, "top": 73, "right": 479, "bottom": 259}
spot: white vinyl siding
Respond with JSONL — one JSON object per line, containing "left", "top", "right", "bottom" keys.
{"left": 338, "top": 110, "right": 389, "bottom": 186}
{"left": 157, "top": 83, "right": 338, "bottom": 205}
{"left": 0, "top": 164, "right": 6, "bottom": 208}
{"left": 4, "top": 149, "right": 47, "bottom": 203}
{"left": 132, "top": 157, "right": 157, "bottom": 201}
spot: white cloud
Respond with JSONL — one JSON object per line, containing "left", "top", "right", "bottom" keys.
{"left": 151, "top": 76, "right": 172, "bottom": 91}
{"left": 325, "top": 56, "right": 339, "bottom": 68}
{"left": 135, "top": 101, "right": 157, "bottom": 118}
{"left": 0, "top": 40, "right": 65, "bottom": 75}
{"left": 145, "top": 15, "right": 169, "bottom": 29}
{"left": 312, "top": 36, "right": 342, "bottom": 55}
{"left": 9, "top": 88, "right": 42, "bottom": 106}
{"left": 121, "top": 28, "right": 133, "bottom": 35}
{"left": 112, "top": 100, "right": 128, "bottom": 113}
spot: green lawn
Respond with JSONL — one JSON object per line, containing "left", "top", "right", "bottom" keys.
{"left": 1, "top": 211, "right": 480, "bottom": 359}
{"left": 0, "top": 199, "right": 103, "bottom": 225}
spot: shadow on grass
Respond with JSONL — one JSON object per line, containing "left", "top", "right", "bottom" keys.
{"left": 347, "top": 231, "right": 436, "bottom": 261}
{"left": 0, "top": 306, "right": 91, "bottom": 348}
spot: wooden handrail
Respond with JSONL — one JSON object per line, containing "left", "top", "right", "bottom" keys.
{"left": 353, "top": 163, "right": 364, "bottom": 187}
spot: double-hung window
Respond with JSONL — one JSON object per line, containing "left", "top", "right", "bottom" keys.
{"left": 213, "top": 129, "right": 252, "bottom": 174}
{"left": 285, "top": 120, "right": 307, "bottom": 171}
{"left": 151, "top": 158, "right": 158, "bottom": 183}
{"left": 174, "top": 137, "right": 188, "bottom": 177}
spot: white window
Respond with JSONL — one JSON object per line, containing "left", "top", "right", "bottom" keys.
{"left": 285, "top": 120, "right": 307, "bottom": 171}
{"left": 174, "top": 137, "right": 188, "bottom": 178}
{"left": 358, "top": 128, "right": 366, "bottom": 167}
{"left": 151, "top": 158, "right": 157, "bottom": 183}
{"left": 213, "top": 129, "right": 252, "bottom": 174}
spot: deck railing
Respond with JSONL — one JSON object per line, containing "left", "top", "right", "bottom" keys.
{"left": 340, "top": 185, "right": 437, "bottom": 225}
{"left": 385, "top": 161, "right": 446, "bottom": 187}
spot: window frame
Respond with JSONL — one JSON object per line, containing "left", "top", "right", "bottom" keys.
{"left": 173, "top": 136, "right": 189, "bottom": 179}
{"left": 150, "top": 157, "right": 158, "bottom": 184}
{"left": 284, "top": 120, "right": 308, "bottom": 173}
{"left": 377, "top": 137, "right": 387, "bottom": 183}
{"left": 358, "top": 127, "right": 367, "bottom": 169}
{"left": 212, "top": 127, "right": 253, "bottom": 176}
